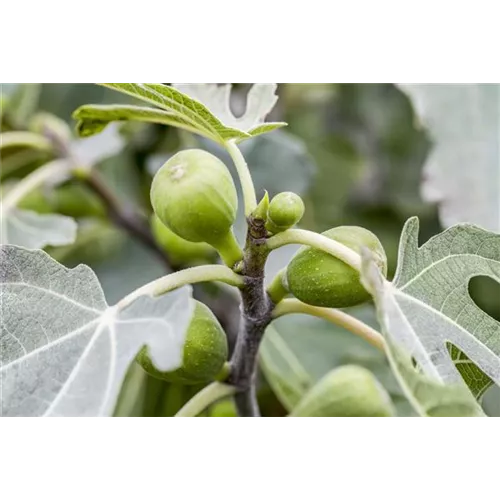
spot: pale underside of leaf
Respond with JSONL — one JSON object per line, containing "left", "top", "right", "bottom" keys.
{"left": 173, "top": 83, "right": 287, "bottom": 138}
{"left": 0, "top": 245, "right": 194, "bottom": 417}
{"left": 1, "top": 159, "right": 78, "bottom": 249}
{"left": 398, "top": 84, "right": 500, "bottom": 232}
{"left": 71, "top": 122, "right": 125, "bottom": 167}
{"left": 96, "top": 83, "right": 249, "bottom": 144}
{"left": 1, "top": 208, "right": 77, "bottom": 249}
{"left": 362, "top": 217, "right": 500, "bottom": 415}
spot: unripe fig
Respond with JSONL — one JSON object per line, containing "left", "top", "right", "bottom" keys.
{"left": 150, "top": 214, "right": 216, "bottom": 266}
{"left": 150, "top": 149, "right": 242, "bottom": 267}
{"left": 266, "top": 191, "right": 305, "bottom": 234}
{"left": 286, "top": 226, "right": 387, "bottom": 308}
{"left": 291, "top": 365, "right": 395, "bottom": 417}
{"left": 137, "top": 300, "right": 228, "bottom": 385}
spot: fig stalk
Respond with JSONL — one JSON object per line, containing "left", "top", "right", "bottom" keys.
{"left": 272, "top": 298, "right": 386, "bottom": 351}
{"left": 225, "top": 139, "right": 257, "bottom": 217}
{"left": 267, "top": 268, "right": 289, "bottom": 304}
{"left": 117, "top": 265, "right": 245, "bottom": 309}
{"left": 175, "top": 382, "right": 236, "bottom": 417}
{"left": 266, "top": 228, "right": 362, "bottom": 271}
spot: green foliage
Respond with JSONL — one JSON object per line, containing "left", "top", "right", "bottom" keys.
{"left": 2, "top": 83, "right": 499, "bottom": 418}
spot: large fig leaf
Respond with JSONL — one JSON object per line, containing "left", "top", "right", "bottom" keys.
{"left": 0, "top": 245, "right": 194, "bottom": 417}
{"left": 398, "top": 84, "right": 500, "bottom": 232}
{"left": 73, "top": 84, "right": 285, "bottom": 145}
{"left": 362, "top": 217, "right": 500, "bottom": 416}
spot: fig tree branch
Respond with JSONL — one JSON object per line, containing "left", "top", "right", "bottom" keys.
{"left": 228, "top": 215, "right": 274, "bottom": 417}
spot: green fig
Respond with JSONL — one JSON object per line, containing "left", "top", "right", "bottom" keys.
{"left": 286, "top": 226, "right": 387, "bottom": 308}
{"left": 137, "top": 300, "right": 228, "bottom": 385}
{"left": 150, "top": 149, "right": 242, "bottom": 267}
{"left": 291, "top": 365, "right": 395, "bottom": 417}
{"left": 150, "top": 214, "right": 216, "bottom": 266}
{"left": 266, "top": 191, "right": 305, "bottom": 234}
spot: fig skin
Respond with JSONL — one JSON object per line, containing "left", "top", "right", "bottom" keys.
{"left": 150, "top": 214, "right": 216, "bottom": 266}
{"left": 286, "top": 226, "right": 387, "bottom": 308}
{"left": 150, "top": 149, "right": 240, "bottom": 251}
{"left": 137, "top": 300, "right": 228, "bottom": 385}
{"left": 266, "top": 191, "right": 305, "bottom": 234}
{"left": 291, "top": 365, "right": 395, "bottom": 417}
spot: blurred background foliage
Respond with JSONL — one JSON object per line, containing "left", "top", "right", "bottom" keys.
{"left": 1, "top": 83, "right": 498, "bottom": 416}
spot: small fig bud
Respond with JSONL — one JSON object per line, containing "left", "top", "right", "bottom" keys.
{"left": 286, "top": 226, "right": 387, "bottom": 308}
{"left": 291, "top": 365, "right": 395, "bottom": 417}
{"left": 150, "top": 149, "right": 242, "bottom": 267}
{"left": 150, "top": 214, "right": 216, "bottom": 266}
{"left": 137, "top": 300, "right": 228, "bottom": 385}
{"left": 266, "top": 191, "right": 305, "bottom": 234}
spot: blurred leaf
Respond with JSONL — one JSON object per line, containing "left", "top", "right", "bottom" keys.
{"left": 260, "top": 306, "right": 411, "bottom": 414}
{"left": 1, "top": 160, "right": 77, "bottom": 249}
{"left": 1, "top": 208, "right": 77, "bottom": 248}
{"left": 48, "top": 218, "right": 124, "bottom": 266}
{"left": 113, "top": 360, "right": 149, "bottom": 417}
{"left": 3, "top": 84, "right": 41, "bottom": 128}
{"left": 0, "top": 148, "right": 51, "bottom": 180}
{"left": 72, "top": 123, "right": 125, "bottom": 168}
{"left": 398, "top": 84, "right": 500, "bottom": 232}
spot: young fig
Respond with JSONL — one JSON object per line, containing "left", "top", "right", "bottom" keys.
{"left": 290, "top": 365, "right": 395, "bottom": 417}
{"left": 150, "top": 214, "right": 216, "bottom": 266}
{"left": 137, "top": 300, "right": 228, "bottom": 385}
{"left": 266, "top": 191, "right": 305, "bottom": 234}
{"left": 286, "top": 226, "right": 387, "bottom": 308}
{"left": 150, "top": 149, "right": 242, "bottom": 267}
